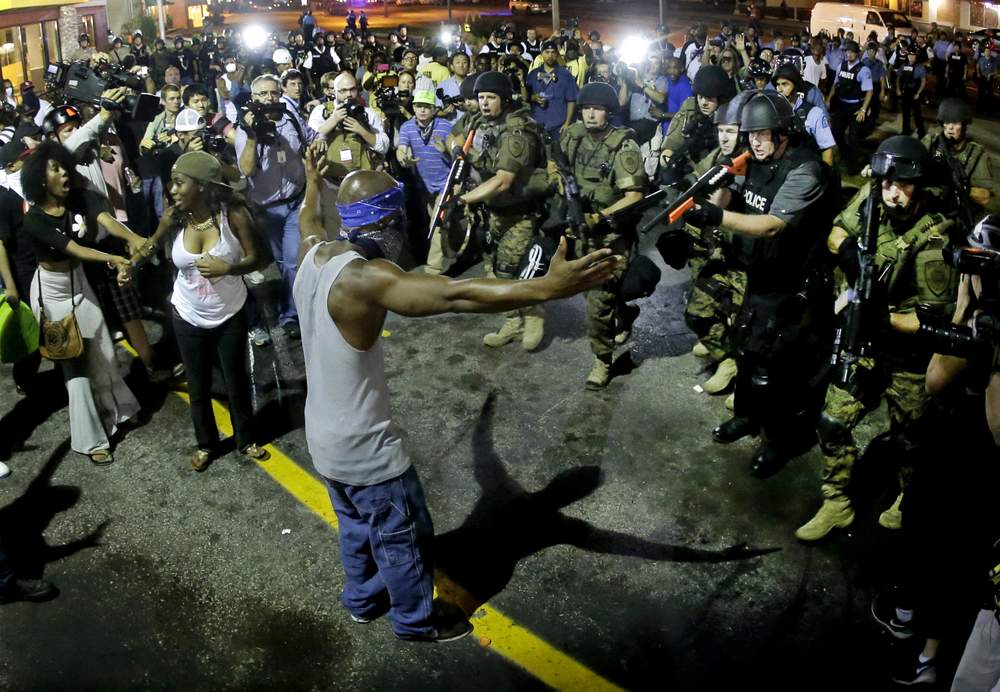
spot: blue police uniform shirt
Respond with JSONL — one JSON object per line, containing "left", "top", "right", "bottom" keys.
{"left": 526, "top": 65, "right": 579, "bottom": 132}
{"left": 864, "top": 56, "right": 887, "bottom": 84}
{"left": 235, "top": 114, "right": 315, "bottom": 205}
{"left": 835, "top": 60, "right": 873, "bottom": 103}
{"left": 827, "top": 46, "right": 844, "bottom": 71}
{"left": 978, "top": 54, "right": 998, "bottom": 77}
{"left": 934, "top": 39, "right": 952, "bottom": 60}
{"left": 793, "top": 94, "right": 837, "bottom": 150}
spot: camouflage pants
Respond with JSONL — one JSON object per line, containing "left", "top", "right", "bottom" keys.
{"left": 819, "top": 367, "right": 929, "bottom": 499}
{"left": 581, "top": 231, "right": 632, "bottom": 362}
{"left": 685, "top": 261, "right": 747, "bottom": 363}
{"left": 488, "top": 209, "right": 538, "bottom": 317}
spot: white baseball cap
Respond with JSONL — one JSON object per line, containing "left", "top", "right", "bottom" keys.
{"left": 272, "top": 48, "right": 293, "bottom": 65}
{"left": 174, "top": 108, "right": 206, "bottom": 133}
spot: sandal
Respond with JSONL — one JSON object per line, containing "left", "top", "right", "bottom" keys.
{"left": 89, "top": 449, "right": 114, "bottom": 466}
{"left": 241, "top": 444, "right": 271, "bottom": 461}
{"left": 190, "top": 449, "right": 212, "bottom": 472}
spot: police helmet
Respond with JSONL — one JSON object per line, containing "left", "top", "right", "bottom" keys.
{"left": 577, "top": 82, "right": 620, "bottom": 113}
{"left": 459, "top": 75, "right": 478, "bottom": 101}
{"left": 739, "top": 90, "right": 793, "bottom": 132}
{"left": 41, "top": 104, "right": 82, "bottom": 136}
{"left": 871, "top": 135, "right": 930, "bottom": 181}
{"left": 937, "top": 97, "right": 973, "bottom": 124}
{"left": 776, "top": 48, "right": 805, "bottom": 74}
{"left": 748, "top": 58, "right": 773, "bottom": 81}
{"left": 714, "top": 90, "right": 752, "bottom": 125}
{"left": 473, "top": 71, "right": 513, "bottom": 101}
{"left": 967, "top": 215, "right": 1000, "bottom": 255}
{"left": 692, "top": 65, "right": 736, "bottom": 100}
{"left": 843, "top": 40, "right": 861, "bottom": 53}
{"left": 770, "top": 63, "right": 803, "bottom": 90}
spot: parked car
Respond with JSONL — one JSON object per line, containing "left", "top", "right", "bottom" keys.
{"left": 510, "top": 0, "right": 551, "bottom": 13}
{"left": 810, "top": 3, "right": 913, "bottom": 43}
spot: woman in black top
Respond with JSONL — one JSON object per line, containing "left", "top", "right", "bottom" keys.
{"left": 22, "top": 141, "right": 142, "bottom": 464}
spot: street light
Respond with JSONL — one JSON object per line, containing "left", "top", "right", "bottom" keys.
{"left": 552, "top": 0, "right": 560, "bottom": 34}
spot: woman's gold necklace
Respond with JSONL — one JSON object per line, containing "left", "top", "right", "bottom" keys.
{"left": 188, "top": 214, "right": 217, "bottom": 233}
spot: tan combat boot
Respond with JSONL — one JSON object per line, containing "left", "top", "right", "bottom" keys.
{"left": 692, "top": 341, "right": 710, "bottom": 358}
{"left": 725, "top": 392, "right": 735, "bottom": 411}
{"left": 585, "top": 359, "right": 611, "bottom": 390}
{"left": 614, "top": 304, "right": 640, "bottom": 345}
{"left": 702, "top": 357, "right": 737, "bottom": 394}
{"left": 878, "top": 492, "right": 904, "bottom": 530}
{"left": 483, "top": 316, "right": 523, "bottom": 347}
{"left": 522, "top": 307, "right": 545, "bottom": 351}
{"left": 795, "top": 497, "right": 855, "bottom": 542}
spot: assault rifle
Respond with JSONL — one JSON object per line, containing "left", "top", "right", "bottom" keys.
{"left": 931, "top": 134, "right": 975, "bottom": 232}
{"left": 428, "top": 128, "right": 476, "bottom": 242}
{"left": 658, "top": 115, "right": 717, "bottom": 188}
{"left": 639, "top": 151, "right": 751, "bottom": 235}
{"left": 830, "top": 181, "right": 883, "bottom": 388}
{"left": 544, "top": 133, "right": 585, "bottom": 245}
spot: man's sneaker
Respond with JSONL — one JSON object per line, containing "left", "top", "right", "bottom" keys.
{"left": 394, "top": 617, "right": 473, "bottom": 643}
{"left": 0, "top": 461, "right": 9, "bottom": 479}
{"left": 585, "top": 359, "right": 611, "bottom": 390}
{"left": 350, "top": 612, "right": 376, "bottom": 624}
{"left": 692, "top": 341, "right": 710, "bottom": 358}
{"left": 483, "top": 317, "right": 523, "bottom": 348}
{"left": 249, "top": 327, "right": 271, "bottom": 348}
{"left": 245, "top": 270, "right": 266, "bottom": 285}
{"left": 892, "top": 655, "right": 937, "bottom": 686}
{"left": 795, "top": 497, "right": 855, "bottom": 542}
{"left": 0, "top": 578, "right": 57, "bottom": 604}
{"left": 878, "top": 492, "right": 904, "bottom": 530}
{"left": 614, "top": 304, "right": 640, "bottom": 345}
{"left": 870, "top": 594, "right": 915, "bottom": 640}
{"left": 702, "top": 358, "right": 737, "bottom": 394}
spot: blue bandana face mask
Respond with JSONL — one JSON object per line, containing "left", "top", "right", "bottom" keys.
{"left": 335, "top": 184, "right": 407, "bottom": 263}
{"left": 338, "top": 209, "right": 407, "bottom": 263}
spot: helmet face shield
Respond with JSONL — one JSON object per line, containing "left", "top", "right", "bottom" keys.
{"left": 871, "top": 150, "right": 922, "bottom": 181}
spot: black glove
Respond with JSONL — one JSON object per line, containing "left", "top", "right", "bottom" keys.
{"left": 836, "top": 239, "right": 861, "bottom": 286}
{"left": 683, "top": 200, "right": 724, "bottom": 229}
{"left": 655, "top": 231, "right": 692, "bottom": 270}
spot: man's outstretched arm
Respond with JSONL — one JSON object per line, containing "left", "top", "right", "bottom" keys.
{"left": 346, "top": 238, "right": 620, "bottom": 317}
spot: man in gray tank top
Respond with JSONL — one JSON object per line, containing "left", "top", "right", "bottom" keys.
{"left": 293, "top": 149, "right": 621, "bottom": 642}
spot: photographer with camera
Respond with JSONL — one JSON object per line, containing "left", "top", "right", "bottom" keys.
{"left": 620, "top": 52, "right": 668, "bottom": 150}
{"left": 182, "top": 83, "right": 236, "bottom": 147}
{"left": 236, "top": 74, "right": 316, "bottom": 338}
{"left": 526, "top": 41, "right": 578, "bottom": 139}
{"left": 501, "top": 56, "right": 530, "bottom": 105}
{"left": 436, "top": 52, "right": 470, "bottom": 122}
{"left": 139, "top": 84, "right": 183, "bottom": 221}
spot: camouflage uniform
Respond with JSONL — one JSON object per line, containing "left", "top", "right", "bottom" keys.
{"left": 684, "top": 147, "right": 747, "bottom": 363}
{"left": 921, "top": 132, "right": 995, "bottom": 210}
{"left": 468, "top": 105, "right": 547, "bottom": 283}
{"left": 559, "top": 121, "right": 647, "bottom": 361}
{"left": 819, "top": 183, "right": 959, "bottom": 500}
{"left": 659, "top": 96, "right": 719, "bottom": 185}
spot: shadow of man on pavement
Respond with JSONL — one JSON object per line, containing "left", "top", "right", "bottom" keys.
{"left": 434, "top": 392, "right": 779, "bottom": 615}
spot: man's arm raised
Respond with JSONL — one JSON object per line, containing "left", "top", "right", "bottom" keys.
{"left": 298, "top": 145, "right": 329, "bottom": 266}
{"left": 345, "top": 238, "right": 619, "bottom": 317}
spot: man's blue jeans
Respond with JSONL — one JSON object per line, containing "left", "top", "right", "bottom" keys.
{"left": 143, "top": 176, "right": 164, "bottom": 233}
{"left": 256, "top": 201, "right": 300, "bottom": 326}
{"left": 324, "top": 466, "right": 436, "bottom": 637}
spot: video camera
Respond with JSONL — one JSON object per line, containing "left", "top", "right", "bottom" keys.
{"left": 917, "top": 246, "right": 1000, "bottom": 358}
{"left": 436, "top": 88, "right": 463, "bottom": 107}
{"left": 372, "top": 74, "right": 403, "bottom": 120}
{"left": 238, "top": 100, "right": 287, "bottom": 145}
{"left": 45, "top": 61, "right": 160, "bottom": 121}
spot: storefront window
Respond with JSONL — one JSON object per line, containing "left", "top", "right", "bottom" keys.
{"left": 80, "top": 15, "right": 96, "bottom": 46}
{"left": 0, "top": 28, "right": 25, "bottom": 86}
{"left": 23, "top": 24, "right": 46, "bottom": 87}
{"left": 44, "top": 21, "right": 61, "bottom": 66}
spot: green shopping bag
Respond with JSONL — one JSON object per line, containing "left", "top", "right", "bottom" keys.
{"left": 0, "top": 294, "right": 40, "bottom": 363}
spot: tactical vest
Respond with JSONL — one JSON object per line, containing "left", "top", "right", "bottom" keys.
{"left": 469, "top": 106, "right": 547, "bottom": 209}
{"left": 734, "top": 145, "right": 833, "bottom": 293}
{"left": 791, "top": 95, "right": 811, "bottom": 139}
{"left": 836, "top": 61, "right": 864, "bottom": 102}
{"left": 898, "top": 64, "right": 918, "bottom": 91}
{"left": 323, "top": 102, "right": 381, "bottom": 181}
{"left": 564, "top": 123, "right": 637, "bottom": 210}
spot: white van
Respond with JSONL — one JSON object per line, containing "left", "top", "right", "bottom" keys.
{"left": 810, "top": 3, "right": 914, "bottom": 43}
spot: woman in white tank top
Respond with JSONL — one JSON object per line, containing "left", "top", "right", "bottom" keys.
{"left": 140, "top": 152, "right": 271, "bottom": 471}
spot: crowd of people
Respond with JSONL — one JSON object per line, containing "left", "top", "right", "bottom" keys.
{"left": 0, "top": 10, "right": 999, "bottom": 686}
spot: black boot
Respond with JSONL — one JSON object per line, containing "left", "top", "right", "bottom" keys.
{"left": 749, "top": 442, "right": 792, "bottom": 478}
{"left": 0, "top": 578, "right": 58, "bottom": 604}
{"left": 712, "top": 417, "right": 760, "bottom": 444}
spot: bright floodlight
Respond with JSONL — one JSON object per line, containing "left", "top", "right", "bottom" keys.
{"left": 619, "top": 36, "right": 650, "bottom": 66}
{"left": 243, "top": 25, "right": 268, "bottom": 50}
{"left": 440, "top": 29, "right": 454, "bottom": 45}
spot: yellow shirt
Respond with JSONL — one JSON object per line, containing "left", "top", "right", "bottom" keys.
{"left": 419, "top": 62, "right": 453, "bottom": 85}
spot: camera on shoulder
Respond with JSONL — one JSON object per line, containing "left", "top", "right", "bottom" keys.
{"left": 45, "top": 61, "right": 160, "bottom": 121}
{"left": 239, "top": 101, "right": 287, "bottom": 144}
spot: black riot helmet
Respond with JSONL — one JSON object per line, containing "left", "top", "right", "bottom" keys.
{"left": 967, "top": 215, "right": 1000, "bottom": 254}
{"left": 871, "top": 135, "right": 931, "bottom": 181}
{"left": 459, "top": 75, "right": 477, "bottom": 101}
{"left": 770, "top": 63, "right": 804, "bottom": 91}
{"left": 577, "top": 82, "right": 620, "bottom": 113}
{"left": 748, "top": 57, "right": 773, "bottom": 81}
{"left": 739, "top": 90, "right": 793, "bottom": 133}
{"left": 473, "top": 70, "right": 513, "bottom": 101}
{"left": 714, "top": 90, "right": 752, "bottom": 125}
{"left": 41, "top": 104, "right": 83, "bottom": 136}
{"left": 843, "top": 39, "right": 861, "bottom": 53}
{"left": 937, "top": 97, "right": 973, "bottom": 124}
{"left": 692, "top": 64, "right": 737, "bottom": 101}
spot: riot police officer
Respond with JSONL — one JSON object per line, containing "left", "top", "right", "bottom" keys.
{"left": 797, "top": 136, "right": 960, "bottom": 542}
{"left": 771, "top": 63, "right": 838, "bottom": 166}
{"left": 826, "top": 40, "right": 874, "bottom": 170}
{"left": 556, "top": 82, "right": 648, "bottom": 388}
{"left": 896, "top": 48, "right": 927, "bottom": 138}
{"left": 454, "top": 71, "right": 548, "bottom": 350}
{"left": 658, "top": 65, "right": 736, "bottom": 187}
{"left": 684, "top": 90, "right": 834, "bottom": 477}
{"left": 922, "top": 97, "right": 995, "bottom": 215}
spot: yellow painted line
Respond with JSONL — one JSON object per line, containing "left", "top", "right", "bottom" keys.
{"left": 124, "top": 342, "right": 622, "bottom": 691}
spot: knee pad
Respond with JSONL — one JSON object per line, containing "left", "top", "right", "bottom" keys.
{"left": 684, "top": 312, "right": 717, "bottom": 339}
{"left": 817, "top": 411, "right": 852, "bottom": 452}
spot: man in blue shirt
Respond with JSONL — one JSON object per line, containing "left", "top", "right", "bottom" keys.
{"left": 933, "top": 31, "right": 953, "bottom": 99}
{"left": 526, "top": 40, "right": 578, "bottom": 139}
{"left": 625, "top": 52, "right": 668, "bottom": 146}
{"left": 826, "top": 40, "right": 873, "bottom": 169}
{"left": 772, "top": 64, "right": 838, "bottom": 165}
{"left": 396, "top": 87, "right": 456, "bottom": 274}
{"left": 862, "top": 42, "right": 888, "bottom": 122}
{"left": 977, "top": 46, "right": 998, "bottom": 111}
{"left": 436, "top": 52, "right": 469, "bottom": 122}
{"left": 236, "top": 73, "right": 315, "bottom": 337}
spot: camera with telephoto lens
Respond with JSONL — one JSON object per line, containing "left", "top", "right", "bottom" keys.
{"left": 503, "top": 66, "right": 524, "bottom": 91}
{"left": 435, "top": 88, "right": 462, "bottom": 107}
{"left": 344, "top": 100, "right": 373, "bottom": 128}
{"left": 916, "top": 246, "right": 1000, "bottom": 358}
{"left": 238, "top": 100, "right": 287, "bottom": 145}
{"left": 200, "top": 130, "right": 228, "bottom": 154}
{"left": 45, "top": 61, "right": 160, "bottom": 121}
